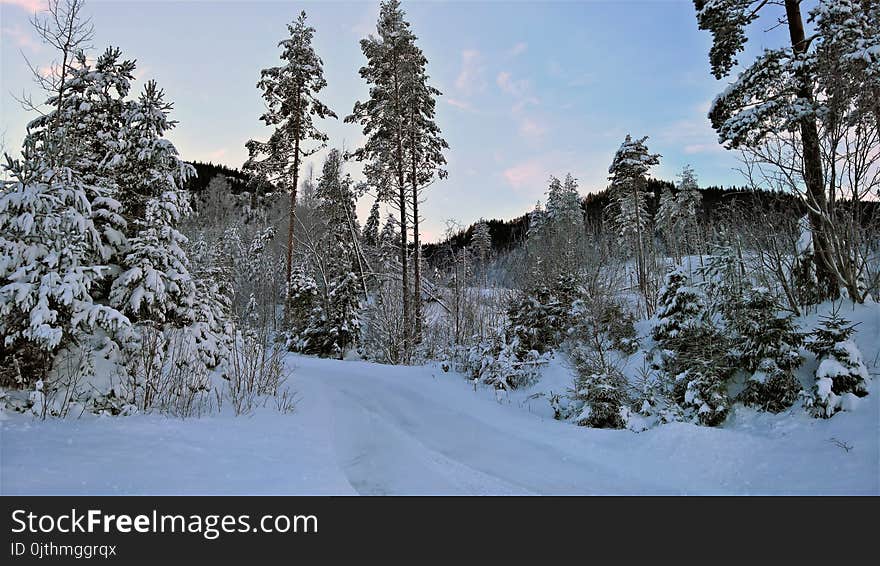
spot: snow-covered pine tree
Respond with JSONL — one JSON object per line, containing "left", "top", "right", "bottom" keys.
{"left": 400, "top": 14, "right": 448, "bottom": 345}
{"left": 655, "top": 186, "right": 678, "bottom": 261}
{"left": 545, "top": 174, "right": 583, "bottom": 234}
{"left": 471, "top": 219, "right": 492, "bottom": 264}
{"left": 806, "top": 308, "right": 870, "bottom": 418}
{"left": 697, "top": 241, "right": 747, "bottom": 321}
{"left": 674, "top": 165, "right": 703, "bottom": 256}
{"left": 733, "top": 287, "right": 803, "bottom": 413}
{"left": 244, "top": 10, "right": 336, "bottom": 286}
{"left": 185, "top": 234, "right": 233, "bottom": 370}
{"left": 606, "top": 135, "right": 660, "bottom": 316}
{"left": 25, "top": 48, "right": 132, "bottom": 263}
{"left": 524, "top": 175, "right": 584, "bottom": 281}
{"left": 362, "top": 198, "right": 381, "bottom": 248}
{"left": 347, "top": 0, "right": 421, "bottom": 360}
{"left": 506, "top": 282, "right": 564, "bottom": 359}
{"left": 284, "top": 261, "right": 318, "bottom": 349}
{"left": 694, "top": 0, "right": 880, "bottom": 302}
{"left": 2, "top": 46, "right": 198, "bottom": 388}
{"left": 791, "top": 215, "right": 821, "bottom": 306}
{"left": 527, "top": 200, "right": 546, "bottom": 244}
{"left": 377, "top": 214, "right": 401, "bottom": 273}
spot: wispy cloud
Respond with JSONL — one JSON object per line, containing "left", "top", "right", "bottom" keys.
{"left": 455, "top": 49, "right": 486, "bottom": 96}
{"left": 446, "top": 97, "right": 476, "bottom": 113}
{"left": 497, "top": 70, "right": 545, "bottom": 141}
{"left": 1, "top": 24, "right": 41, "bottom": 52}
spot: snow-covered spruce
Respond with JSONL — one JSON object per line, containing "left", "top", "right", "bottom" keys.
{"left": 806, "top": 310, "right": 870, "bottom": 418}
{"left": 2, "top": 45, "right": 229, "bottom": 412}
{"left": 732, "top": 287, "right": 803, "bottom": 413}
{"left": 569, "top": 343, "right": 629, "bottom": 429}
{"left": 470, "top": 219, "right": 492, "bottom": 264}
{"left": 294, "top": 150, "right": 362, "bottom": 359}
{"left": 651, "top": 268, "right": 735, "bottom": 426}
{"left": 565, "top": 294, "right": 637, "bottom": 429}
{"left": 675, "top": 324, "right": 735, "bottom": 427}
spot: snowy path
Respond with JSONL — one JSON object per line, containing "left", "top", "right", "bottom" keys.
{"left": 303, "top": 359, "right": 660, "bottom": 494}
{"left": 2, "top": 353, "right": 878, "bottom": 494}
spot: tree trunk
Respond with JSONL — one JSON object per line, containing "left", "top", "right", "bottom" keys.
{"left": 284, "top": 90, "right": 303, "bottom": 321}
{"left": 397, "top": 151, "right": 409, "bottom": 361}
{"left": 632, "top": 179, "right": 650, "bottom": 317}
{"left": 784, "top": 0, "right": 838, "bottom": 301}
{"left": 411, "top": 120, "right": 422, "bottom": 344}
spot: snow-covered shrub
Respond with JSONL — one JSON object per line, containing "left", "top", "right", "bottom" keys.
{"left": 506, "top": 277, "right": 573, "bottom": 358}
{"left": 453, "top": 325, "right": 548, "bottom": 391}
{"left": 569, "top": 293, "right": 639, "bottom": 356}
{"left": 732, "top": 287, "right": 803, "bottom": 413}
{"left": 285, "top": 262, "right": 318, "bottom": 347}
{"left": 360, "top": 279, "right": 407, "bottom": 364}
{"left": 224, "top": 321, "right": 290, "bottom": 416}
{"left": 805, "top": 310, "right": 870, "bottom": 418}
{"left": 28, "top": 346, "right": 93, "bottom": 420}
{"left": 569, "top": 343, "right": 629, "bottom": 429}
{"left": 118, "top": 325, "right": 214, "bottom": 418}
{"left": 599, "top": 300, "right": 640, "bottom": 355}
{"left": 632, "top": 365, "right": 683, "bottom": 425}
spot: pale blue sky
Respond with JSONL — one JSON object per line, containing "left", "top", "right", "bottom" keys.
{"left": 1, "top": 0, "right": 789, "bottom": 241}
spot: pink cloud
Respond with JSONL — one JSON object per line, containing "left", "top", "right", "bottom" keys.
{"left": 502, "top": 160, "right": 546, "bottom": 191}
{"left": 446, "top": 97, "right": 475, "bottom": 112}
{"left": 0, "top": 0, "right": 45, "bottom": 12}
{"left": 205, "top": 148, "right": 228, "bottom": 162}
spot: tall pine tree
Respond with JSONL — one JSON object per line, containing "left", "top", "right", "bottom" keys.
{"left": 244, "top": 10, "right": 336, "bottom": 287}
{"left": 607, "top": 135, "right": 660, "bottom": 315}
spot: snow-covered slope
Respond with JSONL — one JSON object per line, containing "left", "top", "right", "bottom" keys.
{"left": 3, "top": 304, "right": 878, "bottom": 494}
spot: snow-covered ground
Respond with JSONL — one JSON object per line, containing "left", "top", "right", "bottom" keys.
{"left": 2, "top": 301, "right": 879, "bottom": 495}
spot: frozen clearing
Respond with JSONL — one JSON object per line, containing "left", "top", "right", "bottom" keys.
{"left": 3, "top": 337, "right": 878, "bottom": 494}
